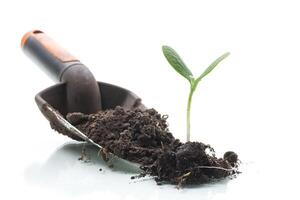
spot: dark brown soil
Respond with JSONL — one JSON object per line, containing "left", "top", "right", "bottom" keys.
{"left": 64, "top": 106, "right": 238, "bottom": 186}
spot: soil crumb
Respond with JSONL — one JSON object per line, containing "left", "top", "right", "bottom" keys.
{"left": 64, "top": 106, "right": 238, "bottom": 186}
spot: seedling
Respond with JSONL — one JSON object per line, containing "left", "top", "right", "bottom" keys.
{"left": 162, "top": 46, "right": 230, "bottom": 142}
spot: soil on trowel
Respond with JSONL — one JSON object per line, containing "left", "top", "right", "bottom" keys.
{"left": 61, "top": 106, "right": 238, "bottom": 186}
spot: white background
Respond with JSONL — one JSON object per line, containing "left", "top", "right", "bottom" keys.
{"left": 0, "top": 0, "right": 300, "bottom": 199}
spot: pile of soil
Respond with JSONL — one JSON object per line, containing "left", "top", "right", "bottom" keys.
{"left": 63, "top": 106, "right": 238, "bottom": 186}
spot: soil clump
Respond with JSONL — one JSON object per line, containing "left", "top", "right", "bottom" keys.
{"left": 63, "top": 106, "right": 238, "bottom": 185}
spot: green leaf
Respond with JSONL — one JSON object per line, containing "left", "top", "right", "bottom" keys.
{"left": 195, "top": 52, "right": 230, "bottom": 83}
{"left": 162, "top": 45, "right": 193, "bottom": 82}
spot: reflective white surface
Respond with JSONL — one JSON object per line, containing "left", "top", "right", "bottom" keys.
{"left": 24, "top": 142, "right": 251, "bottom": 199}
{"left": 20, "top": 140, "right": 296, "bottom": 200}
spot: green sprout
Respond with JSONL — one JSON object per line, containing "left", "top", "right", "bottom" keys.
{"left": 162, "top": 46, "right": 230, "bottom": 142}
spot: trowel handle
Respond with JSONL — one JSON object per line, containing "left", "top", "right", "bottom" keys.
{"left": 21, "top": 30, "right": 82, "bottom": 82}
{"left": 21, "top": 30, "right": 102, "bottom": 113}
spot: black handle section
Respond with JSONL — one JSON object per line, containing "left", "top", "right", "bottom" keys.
{"left": 21, "top": 30, "right": 102, "bottom": 114}
{"left": 22, "top": 30, "right": 80, "bottom": 82}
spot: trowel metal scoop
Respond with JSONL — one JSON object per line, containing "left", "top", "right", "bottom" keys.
{"left": 21, "top": 30, "right": 145, "bottom": 150}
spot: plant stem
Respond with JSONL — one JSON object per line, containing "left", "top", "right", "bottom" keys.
{"left": 186, "top": 86, "right": 194, "bottom": 142}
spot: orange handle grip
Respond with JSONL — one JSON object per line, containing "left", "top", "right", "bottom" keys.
{"left": 21, "top": 30, "right": 78, "bottom": 63}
